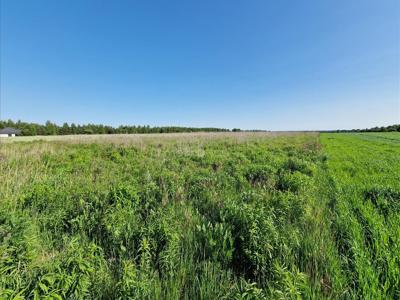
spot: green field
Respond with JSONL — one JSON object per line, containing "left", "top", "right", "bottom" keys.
{"left": 1, "top": 132, "right": 399, "bottom": 299}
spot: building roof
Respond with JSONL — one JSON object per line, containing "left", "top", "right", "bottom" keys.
{"left": 0, "top": 127, "right": 21, "bottom": 134}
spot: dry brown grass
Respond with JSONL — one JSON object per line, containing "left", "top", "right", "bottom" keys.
{"left": 0, "top": 131, "right": 316, "bottom": 145}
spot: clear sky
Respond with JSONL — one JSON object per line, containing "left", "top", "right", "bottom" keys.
{"left": 1, "top": 0, "right": 399, "bottom": 130}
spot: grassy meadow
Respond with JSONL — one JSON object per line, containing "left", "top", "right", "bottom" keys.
{"left": 0, "top": 132, "right": 399, "bottom": 299}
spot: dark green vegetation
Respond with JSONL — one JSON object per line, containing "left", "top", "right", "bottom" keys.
{"left": 2, "top": 119, "right": 399, "bottom": 137}
{"left": 1, "top": 133, "right": 399, "bottom": 299}
{"left": 1, "top": 120, "right": 230, "bottom": 136}
{"left": 334, "top": 124, "right": 400, "bottom": 133}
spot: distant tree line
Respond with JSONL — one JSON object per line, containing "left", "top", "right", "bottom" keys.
{"left": 0, "top": 120, "right": 231, "bottom": 136}
{"left": 334, "top": 124, "right": 400, "bottom": 133}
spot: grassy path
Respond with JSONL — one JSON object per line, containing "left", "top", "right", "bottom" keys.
{"left": 319, "top": 133, "right": 400, "bottom": 299}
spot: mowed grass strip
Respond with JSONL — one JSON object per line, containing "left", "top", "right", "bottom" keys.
{"left": 320, "top": 133, "right": 400, "bottom": 299}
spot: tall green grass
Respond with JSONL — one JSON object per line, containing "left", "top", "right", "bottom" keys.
{"left": 0, "top": 132, "right": 398, "bottom": 299}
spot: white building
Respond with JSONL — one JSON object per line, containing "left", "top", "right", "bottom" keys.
{"left": 0, "top": 127, "right": 21, "bottom": 137}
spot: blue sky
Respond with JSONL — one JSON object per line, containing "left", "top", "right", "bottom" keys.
{"left": 1, "top": 0, "right": 399, "bottom": 130}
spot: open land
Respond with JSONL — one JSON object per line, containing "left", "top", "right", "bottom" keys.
{"left": 1, "top": 132, "right": 399, "bottom": 299}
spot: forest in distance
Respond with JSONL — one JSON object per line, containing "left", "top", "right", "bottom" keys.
{"left": 0, "top": 120, "right": 232, "bottom": 136}
{"left": 1, "top": 120, "right": 399, "bottom": 136}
